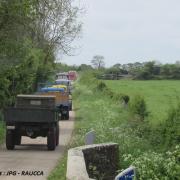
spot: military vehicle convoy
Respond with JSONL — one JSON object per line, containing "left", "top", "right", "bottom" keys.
{"left": 4, "top": 71, "right": 76, "bottom": 150}
{"left": 4, "top": 95, "right": 59, "bottom": 150}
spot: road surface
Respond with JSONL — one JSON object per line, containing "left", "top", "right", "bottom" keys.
{"left": 0, "top": 111, "right": 75, "bottom": 180}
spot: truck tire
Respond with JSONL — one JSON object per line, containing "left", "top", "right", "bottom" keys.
{"left": 69, "top": 102, "right": 72, "bottom": 111}
{"left": 65, "top": 111, "right": 69, "bottom": 120}
{"left": 61, "top": 114, "right": 65, "bottom": 120}
{"left": 62, "top": 112, "right": 69, "bottom": 120}
{"left": 6, "top": 130, "right": 15, "bottom": 150}
{"left": 56, "top": 123, "right": 59, "bottom": 146}
{"left": 15, "top": 134, "right": 21, "bottom": 145}
{"left": 47, "top": 127, "right": 56, "bottom": 150}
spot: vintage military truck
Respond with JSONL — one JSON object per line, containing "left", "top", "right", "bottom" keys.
{"left": 39, "top": 87, "right": 70, "bottom": 119}
{"left": 37, "top": 82, "right": 72, "bottom": 112}
{"left": 4, "top": 95, "right": 59, "bottom": 151}
{"left": 49, "top": 85, "right": 72, "bottom": 111}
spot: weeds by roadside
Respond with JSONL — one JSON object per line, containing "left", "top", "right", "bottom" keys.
{"left": 49, "top": 72, "right": 180, "bottom": 179}
{"left": 75, "top": 72, "right": 180, "bottom": 179}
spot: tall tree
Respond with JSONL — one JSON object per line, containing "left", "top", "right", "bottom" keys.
{"left": 91, "top": 55, "right": 105, "bottom": 69}
{"left": 0, "top": 0, "right": 82, "bottom": 107}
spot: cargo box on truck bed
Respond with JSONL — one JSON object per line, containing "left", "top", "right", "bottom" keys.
{"left": 5, "top": 108, "right": 58, "bottom": 123}
{"left": 16, "top": 94, "right": 56, "bottom": 109}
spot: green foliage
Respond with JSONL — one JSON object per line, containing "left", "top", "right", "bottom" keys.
{"left": 123, "top": 145, "right": 180, "bottom": 180}
{"left": 49, "top": 74, "right": 180, "bottom": 179}
{"left": 0, "top": 76, "right": 11, "bottom": 108}
{"left": 129, "top": 95, "right": 148, "bottom": 120}
{"left": 55, "top": 63, "right": 79, "bottom": 73}
{"left": 105, "top": 79, "right": 180, "bottom": 151}
{"left": 79, "top": 71, "right": 99, "bottom": 87}
{"left": 105, "top": 80, "right": 180, "bottom": 124}
{"left": 0, "top": 41, "right": 53, "bottom": 108}
{"left": 0, "top": 1, "right": 56, "bottom": 108}
{"left": 96, "top": 81, "right": 107, "bottom": 91}
{"left": 0, "top": 112, "right": 5, "bottom": 144}
{"left": 103, "top": 88, "right": 114, "bottom": 99}
{"left": 48, "top": 155, "right": 67, "bottom": 180}
{"left": 78, "top": 64, "right": 93, "bottom": 71}
{"left": 121, "top": 95, "right": 130, "bottom": 104}
{"left": 162, "top": 104, "right": 180, "bottom": 149}
{"left": 0, "top": 0, "right": 81, "bottom": 109}
{"left": 102, "top": 61, "right": 180, "bottom": 80}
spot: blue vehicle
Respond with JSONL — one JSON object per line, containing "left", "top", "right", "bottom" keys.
{"left": 39, "top": 86, "right": 70, "bottom": 120}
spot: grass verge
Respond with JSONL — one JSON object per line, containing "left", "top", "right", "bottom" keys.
{"left": 105, "top": 80, "right": 180, "bottom": 125}
{"left": 48, "top": 155, "right": 67, "bottom": 180}
{"left": 49, "top": 73, "right": 180, "bottom": 179}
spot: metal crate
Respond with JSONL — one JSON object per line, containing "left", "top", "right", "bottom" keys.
{"left": 16, "top": 95, "right": 56, "bottom": 109}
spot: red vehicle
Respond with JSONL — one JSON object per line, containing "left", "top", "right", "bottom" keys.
{"left": 68, "top": 71, "right": 77, "bottom": 81}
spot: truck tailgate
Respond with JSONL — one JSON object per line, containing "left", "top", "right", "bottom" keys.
{"left": 4, "top": 108, "right": 58, "bottom": 123}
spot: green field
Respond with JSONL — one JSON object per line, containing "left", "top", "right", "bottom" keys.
{"left": 49, "top": 76, "right": 180, "bottom": 179}
{"left": 105, "top": 80, "right": 180, "bottom": 124}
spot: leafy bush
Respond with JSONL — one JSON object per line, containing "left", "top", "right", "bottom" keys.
{"left": 72, "top": 73, "right": 180, "bottom": 179}
{"left": 0, "top": 76, "right": 11, "bottom": 108}
{"left": 96, "top": 81, "right": 107, "bottom": 91}
{"left": 0, "top": 111, "right": 5, "bottom": 143}
{"left": 162, "top": 104, "right": 180, "bottom": 149}
{"left": 103, "top": 88, "right": 114, "bottom": 98}
{"left": 123, "top": 145, "right": 180, "bottom": 180}
{"left": 112, "top": 93, "right": 122, "bottom": 102}
{"left": 121, "top": 95, "right": 130, "bottom": 104}
{"left": 79, "top": 71, "right": 97, "bottom": 85}
{"left": 129, "top": 95, "right": 148, "bottom": 120}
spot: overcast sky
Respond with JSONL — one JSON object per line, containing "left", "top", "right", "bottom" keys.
{"left": 60, "top": 0, "right": 180, "bottom": 67}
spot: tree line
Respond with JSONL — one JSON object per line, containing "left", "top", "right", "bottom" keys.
{"left": 104, "top": 61, "right": 180, "bottom": 80}
{"left": 0, "top": 0, "right": 81, "bottom": 109}
{"left": 67, "top": 54, "right": 180, "bottom": 80}
{"left": 57, "top": 54, "right": 180, "bottom": 80}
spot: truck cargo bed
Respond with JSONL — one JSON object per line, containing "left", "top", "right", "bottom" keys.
{"left": 5, "top": 107, "right": 58, "bottom": 123}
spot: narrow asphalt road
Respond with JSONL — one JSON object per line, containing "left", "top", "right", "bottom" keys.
{"left": 0, "top": 111, "right": 75, "bottom": 180}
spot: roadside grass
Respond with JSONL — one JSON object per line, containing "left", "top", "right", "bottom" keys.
{"left": 48, "top": 154, "right": 67, "bottom": 180}
{"left": 105, "top": 80, "right": 180, "bottom": 125}
{"left": 48, "top": 82, "right": 152, "bottom": 179}
{"left": 49, "top": 76, "right": 180, "bottom": 179}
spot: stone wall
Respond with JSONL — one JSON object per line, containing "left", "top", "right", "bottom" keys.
{"left": 66, "top": 143, "right": 119, "bottom": 180}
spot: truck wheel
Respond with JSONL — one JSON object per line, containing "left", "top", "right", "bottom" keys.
{"left": 15, "top": 134, "right": 21, "bottom": 145}
{"left": 47, "top": 127, "right": 56, "bottom": 150}
{"left": 61, "top": 114, "right": 65, "bottom": 120}
{"left": 58, "top": 113, "right": 61, "bottom": 121}
{"left": 65, "top": 112, "right": 69, "bottom": 120}
{"left": 56, "top": 123, "right": 59, "bottom": 146}
{"left": 69, "top": 103, "right": 72, "bottom": 111}
{"left": 6, "top": 130, "right": 15, "bottom": 150}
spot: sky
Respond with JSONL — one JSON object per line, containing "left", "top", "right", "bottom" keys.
{"left": 59, "top": 0, "right": 180, "bottom": 67}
